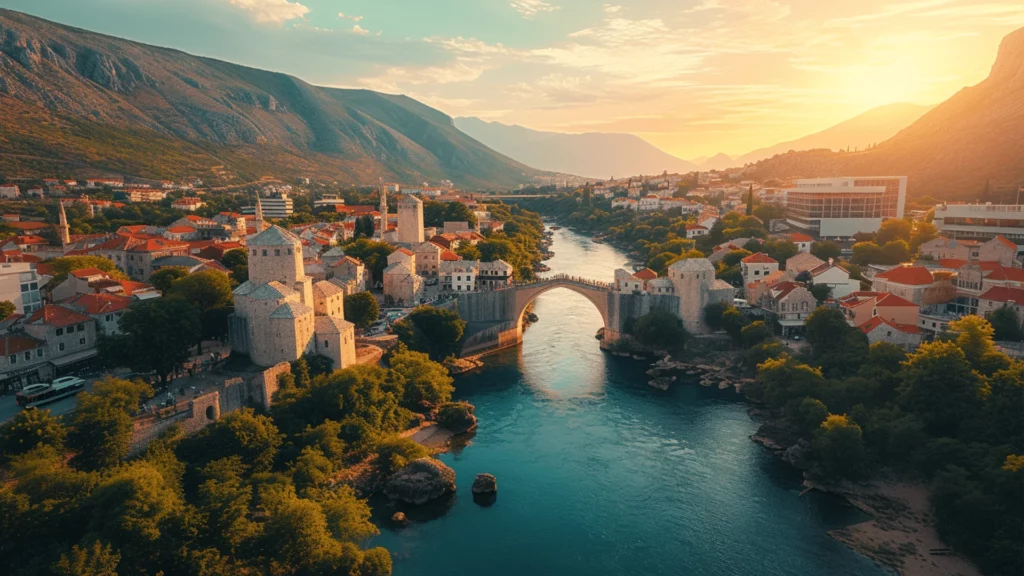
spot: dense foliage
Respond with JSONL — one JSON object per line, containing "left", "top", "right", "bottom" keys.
{"left": 393, "top": 306, "right": 467, "bottom": 361}
{"left": 344, "top": 292, "right": 380, "bottom": 330}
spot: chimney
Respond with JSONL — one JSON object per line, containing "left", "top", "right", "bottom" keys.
{"left": 828, "top": 257, "right": 834, "bottom": 266}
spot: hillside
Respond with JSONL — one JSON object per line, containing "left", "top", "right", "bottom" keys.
{"left": 0, "top": 9, "right": 542, "bottom": 189}
{"left": 734, "top": 103, "right": 932, "bottom": 165}
{"left": 454, "top": 117, "right": 696, "bottom": 179}
{"left": 747, "top": 27, "right": 1024, "bottom": 197}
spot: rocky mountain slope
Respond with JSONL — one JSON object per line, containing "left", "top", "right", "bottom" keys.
{"left": 747, "top": 27, "right": 1024, "bottom": 197}
{"left": 454, "top": 117, "right": 696, "bottom": 179}
{"left": 0, "top": 9, "right": 542, "bottom": 188}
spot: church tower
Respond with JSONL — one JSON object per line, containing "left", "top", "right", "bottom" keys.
{"left": 57, "top": 201, "right": 70, "bottom": 247}
{"left": 397, "top": 195, "right": 424, "bottom": 244}
{"left": 377, "top": 178, "right": 388, "bottom": 240}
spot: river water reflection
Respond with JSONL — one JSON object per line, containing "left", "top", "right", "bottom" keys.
{"left": 371, "top": 227, "right": 885, "bottom": 576}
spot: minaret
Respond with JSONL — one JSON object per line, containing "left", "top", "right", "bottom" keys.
{"left": 255, "top": 194, "right": 265, "bottom": 232}
{"left": 57, "top": 201, "right": 71, "bottom": 248}
{"left": 377, "top": 178, "right": 388, "bottom": 240}
{"left": 82, "top": 195, "right": 95, "bottom": 219}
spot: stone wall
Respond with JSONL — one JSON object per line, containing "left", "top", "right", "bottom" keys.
{"left": 128, "top": 391, "right": 220, "bottom": 456}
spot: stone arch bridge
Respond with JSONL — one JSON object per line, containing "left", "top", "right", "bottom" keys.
{"left": 455, "top": 274, "right": 678, "bottom": 356}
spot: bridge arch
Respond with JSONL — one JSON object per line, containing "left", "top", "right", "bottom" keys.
{"left": 513, "top": 279, "right": 611, "bottom": 332}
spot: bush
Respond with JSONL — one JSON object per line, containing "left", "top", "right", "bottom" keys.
{"left": 372, "top": 436, "right": 428, "bottom": 477}
{"left": 628, "top": 311, "right": 688, "bottom": 350}
{"left": 436, "top": 401, "right": 477, "bottom": 433}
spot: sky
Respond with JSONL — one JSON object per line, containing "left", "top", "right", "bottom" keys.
{"left": 3, "top": 0, "right": 1023, "bottom": 159}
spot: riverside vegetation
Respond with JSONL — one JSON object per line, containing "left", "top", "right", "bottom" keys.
{"left": 0, "top": 346, "right": 469, "bottom": 576}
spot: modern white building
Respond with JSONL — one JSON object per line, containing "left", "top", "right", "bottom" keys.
{"left": 933, "top": 203, "right": 1024, "bottom": 250}
{"left": 243, "top": 194, "right": 294, "bottom": 219}
{"left": 783, "top": 176, "right": 907, "bottom": 238}
{"left": 0, "top": 263, "right": 46, "bottom": 316}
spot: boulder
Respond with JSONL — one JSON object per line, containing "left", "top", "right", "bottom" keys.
{"left": 648, "top": 376, "right": 675, "bottom": 391}
{"left": 472, "top": 473, "right": 497, "bottom": 495}
{"left": 391, "top": 511, "right": 408, "bottom": 525}
{"left": 383, "top": 458, "right": 456, "bottom": 505}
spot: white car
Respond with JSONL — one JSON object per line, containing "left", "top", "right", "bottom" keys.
{"left": 51, "top": 376, "right": 86, "bottom": 390}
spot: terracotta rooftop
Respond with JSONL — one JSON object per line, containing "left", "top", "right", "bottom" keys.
{"left": 979, "top": 286, "right": 1024, "bottom": 304}
{"left": 984, "top": 266, "right": 1024, "bottom": 282}
{"left": 27, "top": 304, "right": 93, "bottom": 328}
{"left": 875, "top": 293, "right": 918, "bottom": 308}
{"left": 633, "top": 268, "right": 658, "bottom": 280}
{"left": 64, "top": 293, "right": 132, "bottom": 315}
{"left": 875, "top": 266, "right": 934, "bottom": 286}
{"left": 860, "top": 316, "right": 921, "bottom": 335}
{"left": 789, "top": 233, "right": 814, "bottom": 243}
{"left": 0, "top": 334, "right": 46, "bottom": 355}
{"left": 741, "top": 253, "right": 778, "bottom": 264}
{"left": 440, "top": 250, "right": 461, "bottom": 261}
{"left": 69, "top": 267, "right": 109, "bottom": 279}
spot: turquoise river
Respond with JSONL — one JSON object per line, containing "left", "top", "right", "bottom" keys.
{"left": 371, "top": 227, "right": 886, "bottom": 576}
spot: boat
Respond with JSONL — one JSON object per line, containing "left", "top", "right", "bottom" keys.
{"left": 16, "top": 376, "right": 87, "bottom": 408}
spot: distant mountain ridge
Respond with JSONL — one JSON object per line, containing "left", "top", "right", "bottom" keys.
{"left": 747, "top": 27, "right": 1024, "bottom": 196}
{"left": 454, "top": 117, "right": 696, "bottom": 179}
{"left": 0, "top": 9, "right": 541, "bottom": 188}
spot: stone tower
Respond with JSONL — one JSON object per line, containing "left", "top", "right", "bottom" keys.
{"left": 57, "top": 201, "right": 70, "bottom": 247}
{"left": 668, "top": 258, "right": 723, "bottom": 334}
{"left": 82, "top": 195, "right": 95, "bottom": 219}
{"left": 397, "top": 195, "right": 425, "bottom": 244}
{"left": 247, "top": 226, "right": 312, "bottom": 305}
{"left": 377, "top": 178, "right": 388, "bottom": 240}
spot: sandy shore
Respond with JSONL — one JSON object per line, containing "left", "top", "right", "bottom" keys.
{"left": 824, "top": 481, "right": 981, "bottom": 576}
{"left": 401, "top": 422, "right": 456, "bottom": 452}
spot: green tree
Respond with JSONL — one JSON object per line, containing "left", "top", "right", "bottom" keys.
{"left": 168, "top": 270, "right": 234, "bottom": 350}
{"left": 875, "top": 219, "right": 913, "bottom": 245}
{"left": 114, "top": 299, "right": 201, "bottom": 385}
{"left": 456, "top": 243, "right": 482, "bottom": 261}
{"left": 812, "top": 414, "right": 868, "bottom": 479}
{"left": 722, "top": 306, "right": 751, "bottom": 344}
{"left": 341, "top": 239, "right": 394, "bottom": 283}
{"left": 703, "top": 302, "right": 731, "bottom": 331}
{"left": 794, "top": 397, "right": 828, "bottom": 434}
{"left": 740, "top": 321, "right": 773, "bottom": 348}
{"left": 389, "top": 347, "right": 454, "bottom": 409}
{"left": 879, "top": 240, "right": 911, "bottom": 264}
{"left": 436, "top": 401, "right": 477, "bottom": 433}
{"left": 304, "top": 484, "right": 379, "bottom": 543}
{"left": 988, "top": 307, "right": 1024, "bottom": 342}
{"left": 757, "top": 357, "right": 827, "bottom": 408}
{"left": 221, "top": 248, "right": 249, "bottom": 284}
{"left": 810, "top": 241, "right": 841, "bottom": 262}
{"left": 178, "top": 408, "right": 283, "bottom": 475}
{"left": 344, "top": 291, "right": 380, "bottom": 330}
{"left": 393, "top": 306, "right": 466, "bottom": 361}
{"left": 197, "top": 456, "right": 261, "bottom": 554}
{"left": 0, "top": 407, "right": 66, "bottom": 459}
{"left": 67, "top": 378, "right": 153, "bottom": 471}
{"left": 805, "top": 307, "right": 868, "bottom": 376}
{"left": 898, "top": 340, "right": 983, "bottom": 435}
{"left": 0, "top": 300, "right": 15, "bottom": 320}
{"left": 43, "top": 256, "right": 128, "bottom": 286}
{"left": 850, "top": 242, "right": 882, "bottom": 266}
{"left": 808, "top": 283, "right": 832, "bottom": 304}
{"left": 910, "top": 221, "right": 938, "bottom": 251}
{"left": 150, "top": 267, "right": 189, "bottom": 294}
{"left": 52, "top": 540, "right": 121, "bottom": 576}
{"left": 745, "top": 185, "right": 753, "bottom": 216}
{"left": 371, "top": 435, "right": 428, "bottom": 477}
{"left": 947, "top": 315, "right": 997, "bottom": 369}
{"left": 628, "top": 311, "right": 688, "bottom": 350}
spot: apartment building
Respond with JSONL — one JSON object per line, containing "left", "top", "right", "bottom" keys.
{"left": 933, "top": 203, "right": 1024, "bottom": 250}
{"left": 784, "top": 176, "right": 907, "bottom": 238}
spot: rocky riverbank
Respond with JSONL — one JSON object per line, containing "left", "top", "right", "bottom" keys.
{"left": 748, "top": 409, "right": 981, "bottom": 576}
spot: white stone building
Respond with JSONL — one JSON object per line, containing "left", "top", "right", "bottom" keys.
{"left": 229, "top": 226, "right": 356, "bottom": 370}
{"left": 398, "top": 195, "right": 425, "bottom": 244}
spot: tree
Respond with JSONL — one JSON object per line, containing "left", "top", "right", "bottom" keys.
{"left": 851, "top": 241, "right": 882, "bottom": 266}
{"left": 42, "top": 256, "right": 128, "bottom": 286}
{"left": 794, "top": 397, "right": 828, "bottom": 434}
{"left": 115, "top": 299, "right": 201, "bottom": 385}
{"left": 221, "top": 249, "right": 249, "bottom": 284}
{"left": 442, "top": 202, "right": 478, "bottom": 228}
{"left": 0, "top": 407, "right": 66, "bottom": 459}
{"left": 722, "top": 306, "right": 751, "bottom": 344}
{"left": 745, "top": 185, "right": 753, "bottom": 216}
{"left": 436, "top": 401, "right": 477, "bottom": 432}
{"left": 197, "top": 456, "right": 260, "bottom": 554}
{"left": 393, "top": 306, "right": 466, "bottom": 361}
{"left": 805, "top": 307, "right": 868, "bottom": 376}
{"left": 703, "top": 302, "right": 731, "bottom": 331}
{"left": 341, "top": 239, "right": 394, "bottom": 283}
{"left": 740, "top": 321, "right": 773, "bottom": 348}
{"left": 628, "top": 311, "right": 688, "bottom": 350}
{"left": 875, "top": 219, "right": 913, "bottom": 245}
{"left": 988, "top": 307, "right": 1024, "bottom": 342}
{"left": 757, "top": 357, "right": 826, "bottom": 408}
{"left": 879, "top": 240, "right": 911, "bottom": 264}
{"left": 456, "top": 243, "right": 482, "bottom": 261}
{"left": 371, "top": 435, "right": 428, "bottom": 477}
{"left": 910, "top": 221, "right": 938, "bottom": 251}
{"left": 168, "top": 270, "right": 234, "bottom": 349}
{"left": 150, "top": 267, "right": 189, "bottom": 294}
{"left": 178, "top": 408, "right": 283, "bottom": 475}
{"left": 898, "top": 341, "right": 983, "bottom": 435}
{"left": 812, "top": 414, "right": 868, "bottom": 479}
{"left": 389, "top": 347, "right": 454, "bottom": 409}
{"left": 53, "top": 540, "right": 121, "bottom": 576}
{"left": 947, "top": 315, "right": 997, "bottom": 369}
{"left": 0, "top": 300, "right": 15, "bottom": 320}
{"left": 808, "top": 283, "right": 832, "bottom": 304}
{"left": 810, "top": 241, "right": 841, "bottom": 262}
{"left": 304, "top": 484, "right": 379, "bottom": 543}
{"left": 67, "top": 378, "right": 153, "bottom": 471}
{"left": 354, "top": 215, "right": 375, "bottom": 239}
{"left": 344, "top": 291, "right": 379, "bottom": 330}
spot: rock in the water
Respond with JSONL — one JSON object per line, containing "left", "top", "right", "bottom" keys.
{"left": 472, "top": 473, "right": 497, "bottom": 494}
{"left": 384, "top": 458, "right": 456, "bottom": 505}
{"left": 391, "top": 511, "right": 408, "bottom": 524}
{"left": 648, "top": 376, "right": 676, "bottom": 391}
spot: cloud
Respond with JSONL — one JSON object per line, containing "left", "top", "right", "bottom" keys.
{"left": 510, "top": 0, "right": 559, "bottom": 18}
{"left": 351, "top": 25, "right": 369, "bottom": 35}
{"left": 338, "top": 12, "right": 364, "bottom": 22}
{"left": 227, "top": 0, "right": 309, "bottom": 24}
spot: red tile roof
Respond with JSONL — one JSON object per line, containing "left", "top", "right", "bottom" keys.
{"left": 984, "top": 266, "right": 1024, "bottom": 282}
{"left": 64, "top": 293, "right": 132, "bottom": 315}
{"left": 27, "top": 304, "right": 93, "bottom": 328}
{"left": 875, "top": 293, "right": 918, "bottom": 308}
{"left": 70, "top": 267, "right": 109, "bottom": 279}
{"left": 993, "top": 235, "right": 1017, "bottom": 249}
{"left": 979, "top": 286, "right": 1024, "bottom": 304}
{"left": 0, "top": 334, "right": 46, "bottom": 355}
{"left": 633, "top": 268, "right": 658, "bottom": 280}
{"left": 742, "top": 253, "right": 778, "bottom": 264}
{"left": 789, "top": 233, "right": 813, "bottom": 242}
{"left": 875, "top": 266, "right": 934, "bottom": 286}
{"left": 395, "top": 248, "right": 414, "bottom": 256}
{"left": 165, "top": 226, "right": 197, "bottom": 234}
{"left": 5, "top": 221, "right": 50, "bottom": 231}
{"left": 937, "top": 258, "right": 968, "bottom": 269}
{"left": 860, "top": 316, "right": 922, "bottom": 335}
{"left": 440, "top": 250, "right": 461, "bottom": 261}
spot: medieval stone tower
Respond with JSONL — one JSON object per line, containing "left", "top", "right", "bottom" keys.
{"left": 397, "top": 195, "right": 425, "bottom": 244}
{"left": 667, "top": 258, "right": 733, "bottom": 334}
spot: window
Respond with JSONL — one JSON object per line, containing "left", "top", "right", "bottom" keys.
{"left": 105, "top": 314, "right": 113, "bottom": 321}
{"left": 77, "top": 324, "right": 85, "bottom": 332}
{"left": 262, "top": 250, "right": 268, "bottom": 256}
{"left": 56, "top": 328, "right": 64, "bottom": 336}
{"left": 288, "top": 248, "right": 293, "bottom": 255}
{"left": 36, "top": 349, "right": 43, "bottom": 358}
{"left": 275, "top": 249, "right": 281, "bottom": 256}
{"left": 80, "top": 338, "right": 86, "bottom": 345}
{"left": 58, "top": 343, "right": 65, "bottom": 352}
{"left": 324, "top": 340, "right": 329, "bottom": 348}
{"left": 23, "top": 351, "right": 30, "bottom": 361}
{"left": 8, "top": 355, "right": 15, "bottom": 364}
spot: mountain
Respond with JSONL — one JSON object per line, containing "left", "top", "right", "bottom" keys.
{"left": 696, "top": 153, "right": 735, "bottom": 171}
{"left": 747, "top": 27, "right": 1024, "bottom": 197}
{"left": 0, "top": 9, "right": 541, "bottom": 189}
{"left": 454, "top": 117, "right": 696, "bottom": 179}
{"left": 734, "top": 103, "right": 933, "bottom": 165}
